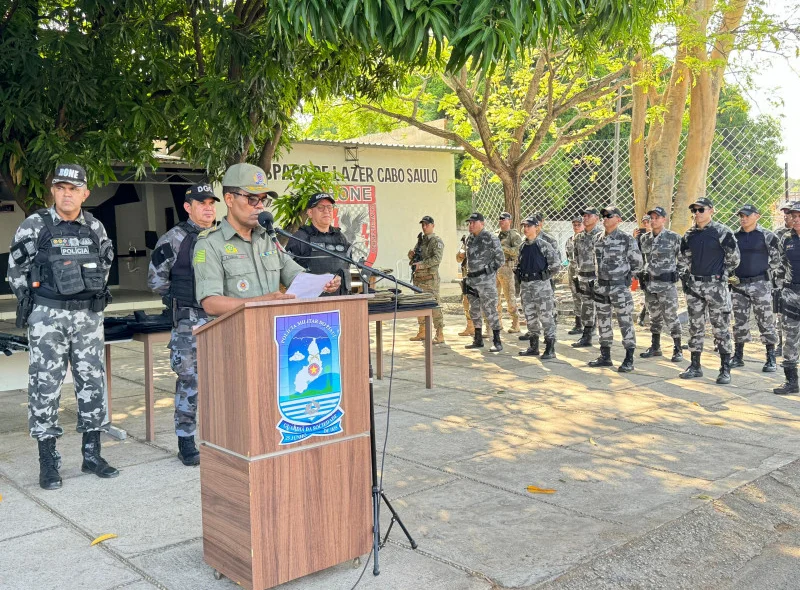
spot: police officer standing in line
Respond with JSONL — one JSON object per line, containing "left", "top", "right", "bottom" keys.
{"left": 287, "top": 192, "right": 352, "bottom": 296}
{"left": 7, "top": 164, "right": 118, "bottom": 490}
{"left": 408, "top": 216, "right": 446, "bottom": 344}
{"left": 456, "top": 235, "right": 475, "bottom": 336}
{"left": 517, "top": 215, "right": 561, "bottom": 359}
{"left": 588, "top": 206, "right": 642, "bottom": 372}
{"left": 638, "top": 206, "right": 684, "bottom": 362}
{"left": 192, "top": 163, "right": 341, "bottom": 318}
{"left": 572, "top": 207, "right": 604, "bottom": 348}
{"left": 147, "top": 184, "right": 218, "bottom": 466}
{"left": 773, "top": 202, "right": 794, "bottom": 356}
{"left": 565, "top": 215, "right": 585, "bottom": 336}
{"left": 679, "top": 197, "right": 741, "bottom": 384}
{"left": 496, "top": 212, "right": 522, "bottom": 334}
{"left": 634, "top": 214, "right": 652, "bottom": 326}
{"left": 774, "top": 202, "right": 800, "bottom": 394}
{"left": 463, "top": 212, "right": 505, "bottom": 352}
{"left": 729, "top": 204, "right": 781, "bottom": 372}
{"left": 532, "top": 211, "right": 562, "bottom": 327}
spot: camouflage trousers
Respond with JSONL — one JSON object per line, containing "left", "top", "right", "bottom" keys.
{"left": 27, "top": 305, "right": 107, "bottom": 440}
{"left": 594, "top": 286, "right": 636, "bottom": 349}
{"left": 413, "top": 274, "right": 444, "bottom": 330}
{"left": 575, "top": 279, "right": 596, "bottom": 327}
{"left": 520, "top": 280, "right": 556, "bottom": 340}
{"left": 731, "top": 280, "right": 777, "bottom": 345}
{"left": 568, "top": 267, "right": 581, "bottom": 317}
{"left": 467, "top": 272, "right": 501, "bottom": 331}
{"left": 644, "top": 285, "right": 681, "bottom": 338}
{"left": 170, "top": 313, "right": 210, "bottom": 437}
{"left": 781, "top": 287, "right": 800, "bottom": 365}
{"left": 685, "top": 281, "right": 732, "bottom": 355}
{"left": 496, "top": 265, "right": 519, "bottom": 323}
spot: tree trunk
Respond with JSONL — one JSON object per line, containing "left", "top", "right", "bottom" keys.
{"left": 257, "top": 122, "right": 283, "bottom": 174}
{"left": 630, "top": 61, "right": 648, "bottom": 222}
{"left": 499, "top": 173, "right": 522, "bottom": 227}
{"left": 672, "top": 0, "right": 748, "bottom": 234}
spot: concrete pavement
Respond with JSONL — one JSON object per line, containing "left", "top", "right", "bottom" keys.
{"left": 2, "top": 311, "right": 800, "bottom": 589}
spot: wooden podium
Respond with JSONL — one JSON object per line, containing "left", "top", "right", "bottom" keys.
{"left": 195, "top": 295, "right": 373, "bottom": 589}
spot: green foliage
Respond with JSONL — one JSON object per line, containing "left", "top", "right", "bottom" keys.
{"left": 273, "top": 0, "right": 662, "bottom": 74}
{"left": 455, "top": 183, "right": 474, "bottom": 225}
{"left": 0, "top": 0, "right": 183, "bottom": 209}
{"left": 271, "top": 163, "right": 344, "bottom": 232}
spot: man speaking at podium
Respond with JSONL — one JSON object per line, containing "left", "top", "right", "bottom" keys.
{"left": 192, "top": 163, "right": 341, "bottom": 316}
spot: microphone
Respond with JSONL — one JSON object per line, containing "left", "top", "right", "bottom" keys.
{"left": 257, "top": 211, "right": 286, "bottom": 252}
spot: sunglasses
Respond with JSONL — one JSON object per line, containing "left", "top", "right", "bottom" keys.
{"left": 690, "top": 207, "right": 706, "bottom": 214}
{"left": 602, "top": 214, "right": 618, "bottom": 219}
{"left": 230, "top": 192, "right": 272, "bottom": 208}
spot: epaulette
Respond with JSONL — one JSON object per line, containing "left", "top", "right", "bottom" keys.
{"left": 197, "top": 225, "right": 220, "bottom": 240}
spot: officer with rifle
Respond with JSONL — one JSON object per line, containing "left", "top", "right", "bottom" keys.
{"left": 408, "top": 216, "right": 446, "bottom": 344}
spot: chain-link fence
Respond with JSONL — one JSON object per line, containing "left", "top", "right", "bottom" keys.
{"left": 473, "top": 123, "right": 787, "bottom": 257}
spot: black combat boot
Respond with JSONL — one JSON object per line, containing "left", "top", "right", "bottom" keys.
{"left": 774, "top": 365, "right": 799, "bottom": 395}
{"left": 465, "top": 327, "right": 484, "bottom": 349}
{"left": 81, "top": 431, "right": 119, "bottom": 478}
{"left": 640, "top": 333, "right": 662, "bottom": 358}
{"left": 519, "top": 335, "right": 539, "bottom": 356}
{"left": 178, "top": 435, "right": 201, "bottom": 466}
{"left": 541, "top": 338, "right": 557, "bottom": 360}
{"left": 671, "top": 337, "right": 684, "bottom": 362}
{"left": 763, "top": 344, "right": 777, "bottom": 373}
{"left": 588, "top": 345, "right": 613, "bottom": 367}
{"left": 488, "top": 329, "right": 503, "bottom": 352}
{"left": 680, "top": 351, "right": 703, "bottom": 379}
{"left": 729, "top": 342, "right": 745, "bottom": 368}
{"left": 571, "top": 324, "right": 593, "bottom": 348}
{"left": 618, "top": 348, "right": 635, "bottom": 373}
{"left": 567, "top": 316, "right": 583, "bottom": 335}
{"left": 38, "top": 438, "right": 62, "bottom": 490}
{"left": 716, "top": 353, "right": 732, "bottom": 385}
{"left": 518, "top": 332, "right": 531, "bottom": 340}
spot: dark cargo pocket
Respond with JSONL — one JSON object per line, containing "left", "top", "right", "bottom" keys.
{"left": 81, "top": 265, "right": 105, "bottom": 292}
{"left": 52, "top": 260, "right": 85, "bottom": 295}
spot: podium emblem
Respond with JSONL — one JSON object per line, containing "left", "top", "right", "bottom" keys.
{"left": 274, "top": 311, "right": 343, "bottom": 445}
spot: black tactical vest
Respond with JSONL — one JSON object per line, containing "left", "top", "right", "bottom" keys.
{"left": 734, "top": 229, "right": 769, "bottom": 279}
{"left": 685, "top": 225, "right": 725, "bottom": 276}
{"left": 33, "top": 209, "right": 105, "bottom": 301}
{"left": 518, "top": 241, "right": 548, "bottom": 275}
{"left": 293, "top": 225, "right": 351, "bottom": 295}
{"left": 169, "top": 222, "right": 202, "bottom": 309}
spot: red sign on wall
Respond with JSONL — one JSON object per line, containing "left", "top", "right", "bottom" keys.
{"left": 332, "top": 185, "right": 378, "bottom": 266}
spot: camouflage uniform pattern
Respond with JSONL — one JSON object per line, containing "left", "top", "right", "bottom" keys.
{"left": 594, "top": 229, "right": 642, "bottom": 349}
{"left": 779, "top": 230, "right": 800, "bottom": 365}
{"left": 639, "top": 229, "right": 683, "bottom": 338}
{"left": 680, "top": 220, "right": 741, "bottom": 354}
{"left": 731, "top": 225, "right": 780, "bottom": 346}
{"left": 7, "top": 207, "right": 113, "bottom": 440}
{"left": 565, "top": 233, "right": 580, "bottom": 316}
{"left": 147, "top": 220, "right": 211, "bottom": 437}
{"left": 519, "top": 238, "right": 561, "bottom": 339}
{"left": 496, "top": 229, "right": 522, "bottom": 324}
{"left": 775, "top": 225, "right": 792, "bottom": 344}
{"left": 465, "top": 229, "right": 505, "bottom": 331}
{"left": 411, "top": 232, "right": 445, "bottom": 330}
{"left": 573, "top": 224, "right": 604, "bottom": 327}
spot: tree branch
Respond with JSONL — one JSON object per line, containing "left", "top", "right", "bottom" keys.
{"left": 357, "top": 102, "right": 488, "bottom": 165}
{"left": 0, "top": 0, "right": 20, "bottom": 37}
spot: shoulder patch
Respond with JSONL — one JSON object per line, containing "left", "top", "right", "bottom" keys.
{"left": 197, "top": 226, "right": 219, "bottom": 239}
{"left": 194, "top": 249, "right": 206, "bottom": 263}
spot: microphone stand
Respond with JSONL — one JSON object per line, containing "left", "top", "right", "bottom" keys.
{"left": 273, "top": 225, "right": 419, "bottom": 575}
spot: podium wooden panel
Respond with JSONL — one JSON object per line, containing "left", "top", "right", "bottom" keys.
{"left": 195, "top": 295, "right": 372, "bottom": 589}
